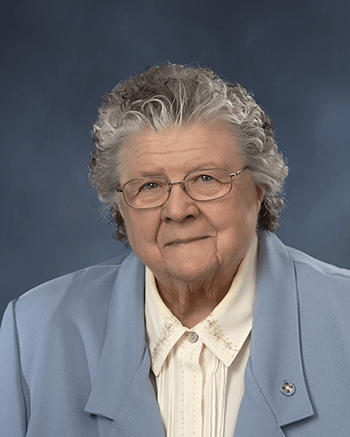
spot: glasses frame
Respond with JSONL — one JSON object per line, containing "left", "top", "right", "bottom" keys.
{"left": 117, "top": 165, "right": 249, "bottom": 210}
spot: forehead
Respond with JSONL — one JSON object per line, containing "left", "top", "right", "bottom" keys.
{"left": 121, "top": 122, "right": 243, "bottom": 180}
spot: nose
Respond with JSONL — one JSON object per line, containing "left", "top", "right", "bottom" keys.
{"left": 160, "top": 182, "right": 199, "bottom": 222}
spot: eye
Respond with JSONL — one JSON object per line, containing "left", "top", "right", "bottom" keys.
{"left": 197, "top": 174, "right": 214, "bottom": 182}
{"left": 139, "top": 181, "right": 160, "bottom": 191}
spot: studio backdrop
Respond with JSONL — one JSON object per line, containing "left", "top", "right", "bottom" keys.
{"left": 1, "top": 0, "right": 350, "bottom": 318}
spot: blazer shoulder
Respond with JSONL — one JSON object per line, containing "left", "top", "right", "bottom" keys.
{"left": 286, "top": 246, "right": 350, "bottom": 307}
{"left": 287, "top": 245, "right": 350, "bottom": 280}
{"left": 12, "top": 251, "right": 132, "bottom": 324}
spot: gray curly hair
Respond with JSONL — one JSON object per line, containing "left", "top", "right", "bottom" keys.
{"left": 89, "top": 62, "right": 288, "bottom": 243}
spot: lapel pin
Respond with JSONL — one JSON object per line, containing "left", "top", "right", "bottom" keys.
{"left": 279, "top": 380, "right": 296, "bottom": 396}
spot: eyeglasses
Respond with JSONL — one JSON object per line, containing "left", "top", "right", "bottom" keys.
{"left": 117, "top": 166, "right": 249, "bottom": 209}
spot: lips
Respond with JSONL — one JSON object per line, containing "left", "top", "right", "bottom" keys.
{"left": 166, "top": 236, "right": 210, "bottom": 246}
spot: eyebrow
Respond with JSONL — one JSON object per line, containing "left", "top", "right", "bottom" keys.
{"left": 136, "top": 163, "right": 230, "bottom": 178}
{"left": 136, "top": 171, "right": 167, "bottom": 178}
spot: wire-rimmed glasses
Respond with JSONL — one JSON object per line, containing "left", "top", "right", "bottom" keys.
{"left": 117, "top": 166, "right": 249, "bottom": 209}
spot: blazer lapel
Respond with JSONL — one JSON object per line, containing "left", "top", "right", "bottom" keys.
{"left": 234, "top": 359, "right": 288, "bottom": 437}
{"left": 84, "top": 252, "right": 165, "bottom": 436}
{"left": 234, "top": 232, "right": 314, "bottom": 436}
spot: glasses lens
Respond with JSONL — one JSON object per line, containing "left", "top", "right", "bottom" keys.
{"left": 185, "top": 169, "right": 232, "bottom": 201}
{"left": 123, "top": 177, "right": 168, "bottom": 208}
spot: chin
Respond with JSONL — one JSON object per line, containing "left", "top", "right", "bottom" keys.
{"left": 164, "top": 258, "right": 218, "bottom": 284}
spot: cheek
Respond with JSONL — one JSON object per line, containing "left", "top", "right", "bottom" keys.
{"left": 121, "top": 207, "right": 161, "bottom": 248}
{"left": 211, "top": 191, "right": 260, "bottom": 238}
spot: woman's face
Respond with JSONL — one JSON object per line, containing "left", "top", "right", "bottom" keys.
{"left": 118, "top": 122, "right": 264, "bottom": 287}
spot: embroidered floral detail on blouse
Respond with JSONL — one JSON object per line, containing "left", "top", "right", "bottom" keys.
{"left": 203, "top": 315, "right": 238, "bottom": 355}
{"left": 151, "top": 317, "right": 179, "bottom": 363}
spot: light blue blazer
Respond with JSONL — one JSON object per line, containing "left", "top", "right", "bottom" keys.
{"left": 1, "top": 231, "right": 350, "bottom": 436}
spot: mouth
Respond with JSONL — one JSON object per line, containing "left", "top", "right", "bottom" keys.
{"left": 166, "top": 236, "right": 210, "bottom": 246}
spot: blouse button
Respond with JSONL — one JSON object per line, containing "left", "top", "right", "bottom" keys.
{"left": 188, "top": 332, "right": 199, "bottom": 343}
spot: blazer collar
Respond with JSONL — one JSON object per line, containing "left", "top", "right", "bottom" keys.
{"left": 84, "top": 252, "right": 165, "bottom": 435}
{"left": 235, "top": 231, "right": 314, "bottom": 436}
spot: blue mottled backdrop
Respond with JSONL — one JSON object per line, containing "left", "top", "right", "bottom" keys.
{"left": 1, "top": 0, "right": 350, "bottom": 317}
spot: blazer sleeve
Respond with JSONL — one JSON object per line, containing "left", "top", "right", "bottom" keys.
{"left": 0, "top": 300, "right": 28, "bottom": 436}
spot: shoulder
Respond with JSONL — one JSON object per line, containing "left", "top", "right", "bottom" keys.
{"left": 2, "top": 252, "right": 133, "bottom": 339}
{"left": 287, "top": 245, "right": 350, "bottom": 279}
{"left": 285, "top": 244, "right": 350, "bottom": 304}
{"left": 21, "top": 252, "right": 131, "bottom": 301}
{"left": 1, "top": 252, "right": 136, "bottom": 379}
{"left": 260, "top": 230, "right": 350, "bottom": 300}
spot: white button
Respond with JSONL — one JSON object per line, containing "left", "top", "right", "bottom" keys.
{"left": 188, "top": 332, "right": 199, "bottom": 343}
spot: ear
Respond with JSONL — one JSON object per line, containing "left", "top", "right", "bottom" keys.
{"left": 117, "top": 197, "right": 126, "bottom": 221}
{"left": 256, "top": 183, "right": 266, "bottom": 203}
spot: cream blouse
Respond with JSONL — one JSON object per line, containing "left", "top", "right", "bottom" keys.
{"left": 145, "top": 233, "right": 258, "bottom": 437}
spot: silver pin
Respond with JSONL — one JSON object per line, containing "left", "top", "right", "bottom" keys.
{"left": 279, "top": 381, "right": 296, "bottom": 396}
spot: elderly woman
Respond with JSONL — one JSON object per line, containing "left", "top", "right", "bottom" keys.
{"left": 1, "top": 63, "right": 350, "bottom": 437}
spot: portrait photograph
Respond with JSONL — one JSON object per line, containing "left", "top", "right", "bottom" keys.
{"left": 1, "top": 0, "right": 349, "bottom": 436}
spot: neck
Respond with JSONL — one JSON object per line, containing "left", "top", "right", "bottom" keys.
{"left": 155, "top": 266, "right": 239, "bottom": 329}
